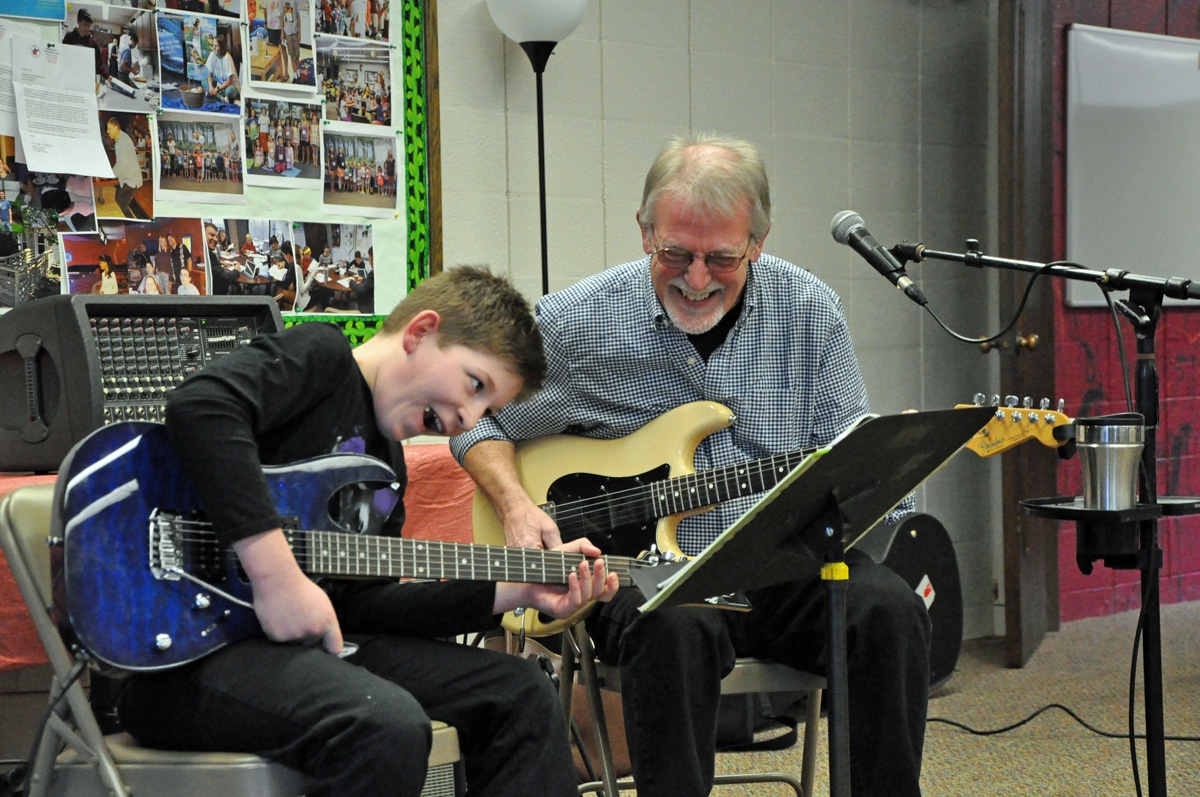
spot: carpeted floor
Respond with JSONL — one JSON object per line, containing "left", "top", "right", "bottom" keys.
{"left": 709, "top": 601, "right": 1200, "bottom": 796}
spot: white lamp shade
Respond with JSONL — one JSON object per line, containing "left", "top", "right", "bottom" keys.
{"left": 486, "top": 0, "right": 589, "bottom": 43}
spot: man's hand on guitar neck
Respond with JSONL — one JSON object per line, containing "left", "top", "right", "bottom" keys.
{"left": 463, "top": 439, "right": 563, "bottom": 549}
{"left": 494, "top": 538, "right": 619, "bottom": 619}
{"left": 234, "top": 528, "right": 345, "bottom": 654}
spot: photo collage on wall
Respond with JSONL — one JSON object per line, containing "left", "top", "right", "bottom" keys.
{"left": 61, "top": 218, "right": 375, "bottom": 314}
{"left": 0, "top": 0, "right": 400, "bottom": 314}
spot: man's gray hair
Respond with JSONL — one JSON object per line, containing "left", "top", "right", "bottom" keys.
{"left": 638, "top": 133, "right": 772, "bottom": 241}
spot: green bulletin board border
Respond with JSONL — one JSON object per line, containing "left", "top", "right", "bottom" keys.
{"left": 286, "top": 313, "right": 384, "bottom": 344}
{"left": 286, "top": 0, "right": 436, "bottom": 340}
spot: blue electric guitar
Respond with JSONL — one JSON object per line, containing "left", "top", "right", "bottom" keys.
{"left": 50, "top": 421, "right": 642, "bottom": 673}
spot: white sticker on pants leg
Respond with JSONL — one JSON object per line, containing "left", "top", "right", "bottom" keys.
{"left": 916, "top": 574, "right": 935, "bottom": 610}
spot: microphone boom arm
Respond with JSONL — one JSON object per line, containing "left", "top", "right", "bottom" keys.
{"left": 891, "top": 240, "right": 1200, "bottom": 302}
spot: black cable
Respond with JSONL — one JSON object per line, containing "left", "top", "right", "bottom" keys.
{"left": 1101, "top": 287, "right": 1135, "bottom": 413}
{"left": 1094, "top": 272, "right": 1162, "bottom": 797}
{"left": 921, "top": 260, "right": 1085, "bottom": 345}
{"left": 928, "top": 702, "right": 1200, "bottom": 742}
{"left": 1126, "top": 564, "right": 1151, "bottom": 797}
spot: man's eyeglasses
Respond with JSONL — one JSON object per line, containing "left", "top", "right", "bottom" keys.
{"left": 650, "top": 230, "right": 754, "bottom": 273}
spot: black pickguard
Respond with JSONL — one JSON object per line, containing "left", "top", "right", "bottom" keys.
{"left": 547, "top": 464, "right": 671, "bottom": 556}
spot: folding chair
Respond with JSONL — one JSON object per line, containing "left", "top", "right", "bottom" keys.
{"left": 0, "top": 483, "right": 464, "bottom": 797}
{"left": 562, "top": 623, "right": 823, "bottom": 797}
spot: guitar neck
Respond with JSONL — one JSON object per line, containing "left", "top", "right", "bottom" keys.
{"left": 288, "top": 530, "right": 633, "bottom": 586}
{"left": 656, "top": 448, "right": 814, "bottom": 515}
{"left": 547, "top": 446, "right": 815, "bottom": 543}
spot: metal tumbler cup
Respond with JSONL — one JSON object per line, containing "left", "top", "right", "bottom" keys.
{"left": 1076, "top": 413, "right": 1145, "bottom": 511}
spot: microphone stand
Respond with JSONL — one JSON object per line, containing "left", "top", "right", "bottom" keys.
{"left": 891, "top": 239, "right": 1200, "bottom": 797}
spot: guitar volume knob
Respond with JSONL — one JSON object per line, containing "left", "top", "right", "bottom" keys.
{"left": 155, "top": 633, "right": 173, "bottom": 651}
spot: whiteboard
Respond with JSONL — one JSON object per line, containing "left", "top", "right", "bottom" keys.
{"left": 1066, "top": 24, "right": 1200, "bottom": 307}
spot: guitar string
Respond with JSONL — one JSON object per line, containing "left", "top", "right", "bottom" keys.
{"left": 157, "top": 518, "right": 650, "bottom": 583}
{"left": 540, "top": 446, "right": 816, "bottom": 533}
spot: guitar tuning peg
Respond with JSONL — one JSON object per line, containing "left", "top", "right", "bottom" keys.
{"left": 1022, "top": 397, "right": 1032, "bottom": 409}
{"left": 1039, "top": 397, "right": 1051, "bottom": 410}
{"left": 1004, "top": 395, "right": 1019, "bottom": 408}
{"left": 1057, "top": 398, "right": 1066, "bottom": 413}
{"left": 973, "top": 392, "right": 987, "bottom": 406}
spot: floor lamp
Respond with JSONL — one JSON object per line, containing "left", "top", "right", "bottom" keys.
{"left": 486, "top": 0, "right": 588, "bottom": 296}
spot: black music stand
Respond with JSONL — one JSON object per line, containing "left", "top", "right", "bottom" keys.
{"left": 634, "top": 406, "right": 995, "bottom": 797}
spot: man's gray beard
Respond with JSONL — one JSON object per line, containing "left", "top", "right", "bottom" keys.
{"left": 665, "top": 301, "right": 725, "bottom": 335}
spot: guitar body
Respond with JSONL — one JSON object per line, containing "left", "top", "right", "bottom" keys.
{"left": 52, "top": 421, "right": 397, "bottom": 672}
{"left": 473, "top": 401, "right": 736, "bottom": 636}
{"left": 875, "top": 513, "right": 964, "bottom": 690}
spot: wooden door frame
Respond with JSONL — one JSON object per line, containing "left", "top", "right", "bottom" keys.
{"left": 997, "top": 0, "right": 1060, "bottom": 667}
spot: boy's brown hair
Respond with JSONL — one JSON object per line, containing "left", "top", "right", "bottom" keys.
{"left": 381, "top": 265, "right": 545, "bottom": 401}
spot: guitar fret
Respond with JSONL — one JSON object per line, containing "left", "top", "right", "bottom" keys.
{"left": 490, "top": 546, "right": 505, "bottom": 581}
{"left": 683, "top": 472, "right": 697, "bottom": 511}
{"left": 378, "top": 535, "right": 390, "bottom": 578}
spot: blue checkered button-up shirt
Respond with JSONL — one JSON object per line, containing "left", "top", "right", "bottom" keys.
{"left": 451, "top": 254, "right": 907, "bottom": 555}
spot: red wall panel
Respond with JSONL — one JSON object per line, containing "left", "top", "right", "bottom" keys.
{"left": 1052, "top": 0, "right": 1200, "bottom": 620}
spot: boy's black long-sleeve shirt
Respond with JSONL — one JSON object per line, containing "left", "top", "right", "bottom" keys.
{"left": 164, "top": 322, "right": 499, "bottom": 639}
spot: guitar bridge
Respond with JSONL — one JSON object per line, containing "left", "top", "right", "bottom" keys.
{"left": 149, "top": 510, "right": 183, "bottom": 581}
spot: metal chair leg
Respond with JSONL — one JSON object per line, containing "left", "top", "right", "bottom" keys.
{"left": 801, "top": 688, "right": 823, "bottom": 797}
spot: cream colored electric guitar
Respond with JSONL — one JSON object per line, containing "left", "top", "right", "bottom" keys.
{"left": 473, "top": 397, "right": 1072, "bottom": 637}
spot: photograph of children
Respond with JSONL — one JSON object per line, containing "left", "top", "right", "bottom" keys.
{"left": 243, "top": 97, "right": 322, "bottom": 188}
{"left": 315, "top": 0, "right": 390, "bottom": 42}
{"left": 292, "top": 222, "right": 373, "bottom": 314}
{"left": 61, "top": 4, "right": 161, "bottom": 114}
{"left": 63, "top": 217, "right": 208, "bottom": 295}
{"left": 21, "top": 171, "right": 98, "bottom": 233}
{"left": 248, "top": 0, "right": 317, "bottom": 89}
{"left": 321, "top": 131, "right": 397, "bottom": 217}
{"left": 202, "top": 217, "right": 296, "bottom": 309}
{"left": 159, "top": 1, "right": 243, "bottom": 20}
{"left": 0, "top": 137, "right": 26, "bottom": 236}
{"left": 156, "top": 10, "right": 243, "bottom": 115}
{"left": 155, "top": 111, "right": 245, "bottom": 204}
{"left": 317, "top": 37, "right": 391, "bottom": 126}
{"left": 95, "top": 111, "right": 154, "bottom": 221}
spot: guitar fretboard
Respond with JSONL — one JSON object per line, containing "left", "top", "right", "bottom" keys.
{"left": 292, "top": 530, "right": 633, "bottom": 585}
{"left": 151, "top": 516, "right": 635, "bottom": 587}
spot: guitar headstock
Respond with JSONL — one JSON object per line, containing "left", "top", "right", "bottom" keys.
{"left": 957, "top": 394, "right": 1073, "bottom": 458}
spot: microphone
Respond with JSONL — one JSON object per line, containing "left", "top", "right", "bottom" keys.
{"left": 830, "top": 210, "right": 927, "bottom": 306}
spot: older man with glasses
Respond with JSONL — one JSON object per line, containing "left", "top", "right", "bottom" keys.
{"left": 452, "top": 133, "right": 930, "bottom": 797}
